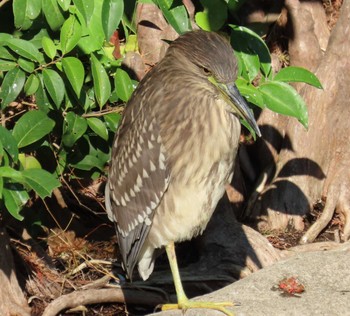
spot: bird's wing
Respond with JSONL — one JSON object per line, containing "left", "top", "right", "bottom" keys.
{"left": 106, "top": 102, "right": 170, "bottom": 279}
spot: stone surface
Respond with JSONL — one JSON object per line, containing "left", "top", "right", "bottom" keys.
{"left": 150, "top": 244, "right": 350, "bottom": 316}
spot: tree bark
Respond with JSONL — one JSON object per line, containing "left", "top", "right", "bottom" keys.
{"left": 0, "top": 227, "right": 31, "bottom": 316}
{"left": 250, "top": 0, "right": 350, "bottom": 241}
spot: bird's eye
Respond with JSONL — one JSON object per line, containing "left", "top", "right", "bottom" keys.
{"left": 202, "top": 67, "right": 211, "bottom": 76}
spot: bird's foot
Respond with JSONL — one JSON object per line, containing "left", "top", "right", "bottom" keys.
{"left": 161, "top": 299, "right": 235, "bottom": 316}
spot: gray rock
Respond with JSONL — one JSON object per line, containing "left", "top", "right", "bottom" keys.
{"left": 150, "top": 246, "right": 350, "bottom": 316}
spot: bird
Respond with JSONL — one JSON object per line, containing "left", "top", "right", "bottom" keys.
{"left": 105, "top": 30, "right": 261, "bottom": 315}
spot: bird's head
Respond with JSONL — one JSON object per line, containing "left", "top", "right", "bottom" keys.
{"left": 167, "top": 30, "right": 261, "bottom": 137}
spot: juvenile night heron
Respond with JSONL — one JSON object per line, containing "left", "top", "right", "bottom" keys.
{"left": 105, "top": 30, "right": 261, "bottom": 315}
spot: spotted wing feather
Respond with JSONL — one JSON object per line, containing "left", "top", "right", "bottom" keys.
{"left": 106, "top": 102, "right": 170, "bottom": 279}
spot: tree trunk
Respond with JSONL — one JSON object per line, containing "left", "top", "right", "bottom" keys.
{"left": 0, "top": 227, "right": 31, "bottom": 316}
{"left": 250, "top": 0, "right": 350, "bottom": 241}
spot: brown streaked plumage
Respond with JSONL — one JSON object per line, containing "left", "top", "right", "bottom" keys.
{"left": 105, "top": 30, "right": 261, "bottom": 315}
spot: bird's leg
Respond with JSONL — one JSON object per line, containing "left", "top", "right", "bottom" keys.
{"left": 161, "top": 242, "right": 235, "bottom": 316}
{"left": 165, "top": 242, "right": 188, "bottom": 303}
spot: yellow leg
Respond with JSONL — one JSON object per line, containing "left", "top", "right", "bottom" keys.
{"left": 161, "top": 242, "right": 235, "bottom": 316}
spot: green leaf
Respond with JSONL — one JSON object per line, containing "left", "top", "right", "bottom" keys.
{"left": 0, "top": 60, "right": 17, "bottom": 71}
{"left": 195, "top": 0, "right": 227, "bottom": 32}
{"left": 3, "top": 184, "right": 29, "bottom": 220}
{"left": 57, "top": 0, "right": 70, "bottom": 11}
{"left": 230, "top": 24, "right": 271, "bottom": 79}
{"left": 124, "top": 34, "right": 138, "bottom": 53}
{"left": 76, "top": 1, "right": 104, "bottom": 54}
{"left": 6, "top": 38, "right": 42, "bottom": 62}
{"left": 258, "top": 81, "right": 308, "bottom": 128}
{"left": 0, "top": 46, "right": 16, "bottom": 61}
{"left": 0, "top": 140, "right": 4, "bottom": 166}
{"left": 12, "top": 110, "right": 55, "bottom": 148}
{"left": 42, "top": 69, "right": 65, "bottom": 108}
{"left": 104, "top": 112, "right": 121, "bottom": 131}
{"left": 60, "top": 15, "right": 82, "bottom": 54}
{"left": 62, "top": 112, "right": 88, "bottom": 147}
{"left": 22, "top": 169, "right": 60, "bottom": 199}
{"left": 0, "top": 68, "right": 26, "bottom": 108}
{"left": 114, "top": 68, "right": 133, "bottom": 102}
{"left": 26, "top": 0, "right": 41, "bottom": 19}
{"left": 19, "top": 154, "right": 42, "bottom": 170}
{"left": 274, "top": 66, "right": 323, "bottom": 89}
{"left": 62, "top": 57, "right": 84, "bottom": 98}
{"left": 102, "top": 0, "right": 124, "bottom": 40}
{"left": 236, "top": 77, "right": 265, "bottom": 108}
{"left": 91, "top": 54, "right": 111, "bottom": 108}
{"left": 0, "top": 34, "right": 13, "bottom": 46}
{"left": 13, "top": 0, "right": 39, "bottom": 30}
{"left": 154, "top": 0, "right": 191, "bottom": 34}
{"left": 18, "top": 57, "right": 35, "bottom": 73}
{"left": 24, "top": 74, "right": 40, "bottom": 95}
{"left": 71, "top": 154, "right": 104, "bottom": 171}
{"left": 42, "top": 36, "right": 57, "bottom": 60}
{"left": 87, "top": 117, "right": 108, "bottom": 140}
{"left": 42, "top": 0, "right": 65, "bottom": 31}
{"left": 13, "top": 0, "right": 30, "bottom": 29}
{"left": 0, "top": 126, "right": 19, "bottom": 161}
{"left": 227, "top": 0, "right": 245, "bottom": 12}
{"left": 0, "top": 166, "right": 25, "bottom": 182}
{"left": 0, "top": 177, "right": 3, "bottom": 199}
{"left": 35, "top": 74, "right": 51, "bottom": 112}
{"left": 14, "top": 0, "right": 41, "bottom": 29}
{"left": 73, "top": 0, "right": 94, "bottom": 25}
{"left": 159, "top": 0, "right": 192, "bottom": 34}
{"left": 28, "top": 29, "right": 50, "bottom": 50}
{"left": 234, "top": 50, "right": 260, "bottom": 82}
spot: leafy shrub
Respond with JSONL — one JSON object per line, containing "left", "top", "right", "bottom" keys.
{"left": 0, "top": 0, "right": 321, "bottom": 220}
{"left": 0, "top": 0, "right": 132, "bottom": 219}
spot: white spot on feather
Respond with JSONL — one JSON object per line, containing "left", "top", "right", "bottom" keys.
{"left": 159, "top": 152, "right": 166, "bottom": 170}
{"left": 146, "top": 206, "right": 152, "bottom": 215}
{"left": 150, "top": 160, "right": 156, "bottom": 172}
{"left": 150, "top": 201, "right": 157, "bottom": 209}
{"left": 134, "top": 183, "right": 141, "bottom": 193}
{"left": 136, "top": 175, "right": 143, "bottom": 187}
{"left": 145, "top": 217, "right": 152, "bottom": 225}
{"left": 143, "top": 169, "right": 149, "bottom": 178}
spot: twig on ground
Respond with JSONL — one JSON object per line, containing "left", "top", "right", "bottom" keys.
{"left": 41, "top": 288, "right": 168, "bottom": 316}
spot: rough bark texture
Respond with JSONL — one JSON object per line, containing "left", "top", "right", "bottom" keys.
{"left": 250, "top": 0, "right": 350, "bottom": 239}
{"left": 136, "top": 3, "right": 178, "bottom": 69}
{"left": 0, "top": 227, "right": 31, "bottom": 316}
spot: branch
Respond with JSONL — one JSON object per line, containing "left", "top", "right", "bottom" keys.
{"left": 42, "top": 287, "right": 168, "bottom": 316}
{"left": 0, "top": 0, "right": 10, "bottom": 9}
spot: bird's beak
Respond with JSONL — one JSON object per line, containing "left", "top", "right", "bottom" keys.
{"left": 219, "top": 82, "right": 261, "bottom": 137}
